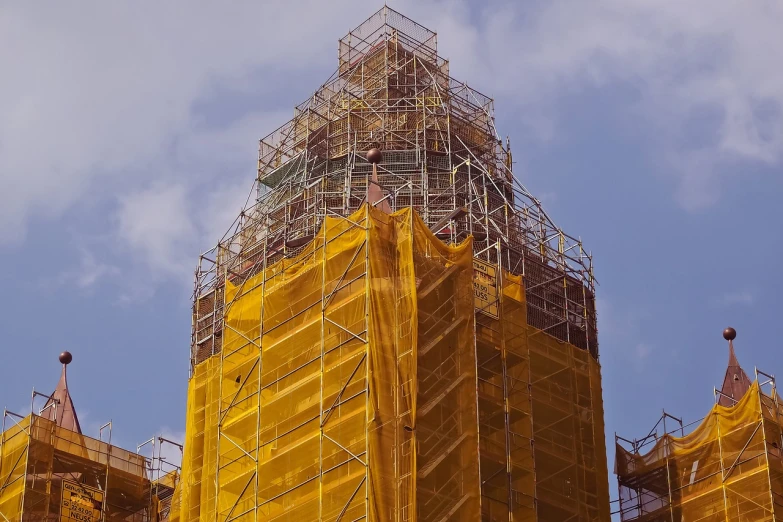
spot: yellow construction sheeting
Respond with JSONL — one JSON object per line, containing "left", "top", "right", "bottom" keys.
{"left": 0, "top": 415, "right": 151, "bottom": 522}
{"left": 178, "top": 204, "right": 609, "bottom": 522}
{"left": 169, "top": 481, "right": 182, "bottom": 522}
{"left": 366, "top": 208, "right": 416, "bottom": 520}
{"left": 529, "top": 331, "right": 609, "bottom": 521}
{"left": 617, "top": 380, "right": 783, "bottom": 521}
{"left": 476, "top": 270, "right": 534, "bottom": 521}
{"left": 0, "top": 417, "right": 29, "bottom": 519}
{"left": 409, "top": 207, "right": 481, "bottom": 520}
{"left": 477, "top": 269, "right": 610, "bottom": 522}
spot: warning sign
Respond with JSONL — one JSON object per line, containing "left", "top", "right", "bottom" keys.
{"left": 473, "top": 259, "right": 498, "bottom": 318}
{"left": 61, "top": 480, "right": 103, "bottom": 522}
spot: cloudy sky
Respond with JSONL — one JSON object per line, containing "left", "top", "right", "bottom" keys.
{"left": 2, "top": 0, "right": 782, "bottom": 512}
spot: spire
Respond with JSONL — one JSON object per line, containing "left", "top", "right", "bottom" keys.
{"left": 365, "top": 148, "right": 392, "bottom": 213}
{"left": 718, "top": 327, "right": 752, "bottom": 407}
{"left": 41, "top": 351, "right": 82, "bottom": 433}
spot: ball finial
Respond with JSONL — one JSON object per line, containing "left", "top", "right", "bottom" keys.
{"left": 723, "top": 327, "right": 736, "bottom": 341}
{"left": 366, "top": 148, "right": 383, "bottom": 164}
{"left": 59, "top": 351, "right": 73, "bottom": 365}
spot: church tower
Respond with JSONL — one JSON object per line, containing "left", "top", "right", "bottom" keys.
{"left": 616, "top": 329, "right": 783, "bottom": 521}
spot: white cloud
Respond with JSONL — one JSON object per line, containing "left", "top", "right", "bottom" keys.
{"left": 0, "top": 0, "right": 369, "bottom": 245}
{"left": 117, "top": 183, "right": 196, "bottom": 278}
{"left": 432, "top": 1, "right": 783, "bottom": 209}
{"left": 62, "top": 250, "right": 120, "bottom": 289}
{"left": 110, "top": 111, "right": 283, "bottom": 297}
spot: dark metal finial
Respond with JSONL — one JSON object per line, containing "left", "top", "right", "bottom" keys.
{"left": 367, "top": 148, "right": 383, "bottom": 164}
{"left": 59, "top": 351, "right": 73, "bottom": 365}
{"left": 723, "top": 327, "right": 736, "bottom": 341}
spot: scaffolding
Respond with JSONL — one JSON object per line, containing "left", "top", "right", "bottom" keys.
{"left": 181, "top": 205, "right": 609, "bottom": 522}
{"left": 191, "top": 6, "right": 597, "bottom": 372}
{"left": 0, "top": 411, "right": 151, "bottom": 522}
{"left": 616, "top": 370, "right": 783, "bottom": 521}
{"left": 476, "top": 256, "right": 609, "bottom": 521}
{"left": 183, "top": 6, "right": 609, "bottom": 522}
{"left": 143, "top": 436, "right": 183, "bottom": 522}
{"left": 180, "top": 206, "right": 481, "bottom": 520}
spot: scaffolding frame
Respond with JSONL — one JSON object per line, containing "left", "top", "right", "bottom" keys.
{"left": 139, "top": 436, "right": 183, "bottom": 522}
{"left": 0, "top": 409, "right": 152, "bottom": 522}
{"left": 410, "top": 211, "right": 481, "bottom": 519}
{"left": 191, "top": 6, "right": 597, "bottom": 374}
{"left": 195, "top": 206, "right": 487, "bottom": 521}
{"left": 209, "top": 210, "right": 371, "bottom": 521}
{"left": 474, "top": 241, "right": 537, "bottom": 521}
{"left": 615, "top": 368, "right": 783, "bottom": 522}
{"left": 184, "top": 7, "right": 608, "bottom": 522}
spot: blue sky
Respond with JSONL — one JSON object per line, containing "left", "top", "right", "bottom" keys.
{"left": 2, "top": 0, "right": 782, "bottom": 512}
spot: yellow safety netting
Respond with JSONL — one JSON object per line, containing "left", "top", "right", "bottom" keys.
{"left": 178, "top": 206, "right": 481, "bottom": 522}
{"left": 476, "top": 270, "right": 534, "bottom": 521}
{"left": 0, "top": 417, "right": 28, "bottom": 519}
{"left": 0, "top": 414, "right": 150, "bottom": 522}
{"left": 616, "top": 380, "right": 783, "bottom": 521}
{"left": 177, "top": 204, "right": 610, "bottom": 522}
{"left": 407, "top": 207, "right": 481, "bottom": 520}
{"left": 477, "top": 269, "right": 610, "bottom": 522}
{"left": 528, "top": 328, "right": 610, "bottom": 522}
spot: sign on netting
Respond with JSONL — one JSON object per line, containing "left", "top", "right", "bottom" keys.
{"left": 61, "top": 480, "right": 103, "bottom": 522}
{"left": 473, "top": 259, "right": 498, "bottom": 318}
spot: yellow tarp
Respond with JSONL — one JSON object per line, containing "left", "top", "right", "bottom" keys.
{"left": 617, "top": 380, "right": 783, "bottom": 521}
{"left": 0, "top": 417, "right": 29, "bottom": 519}
{"left": 0, "top": 415, "right": 151, "bottom": 522}
{"left": 178, "top": 204, "right": 610, "bottom": 522}
{"left": 178, "top": 206, "right": 482, "bottom": 522}
{"left": 476, "top": 269, "right": 610, "bottom": 522}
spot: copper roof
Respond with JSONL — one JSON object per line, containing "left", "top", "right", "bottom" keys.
{"left": 718, "top": 339, "right": 752, "bottom": 407}
{"left": 41, "top": 354, "right": 82, "bottom": 434}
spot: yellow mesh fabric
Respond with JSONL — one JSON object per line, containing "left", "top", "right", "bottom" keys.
{"left": 178, "top": 206, "right": 484, "bottom": 521}
{"left": 528, "top": 328, "right": 610, "bottom": 521}
{"left": 591, "top": 352, "right": 612, "bottom": 521}
{"left": 257, "top": 208, "right": 368, "bottom": 521}
{"left": 0, "top": 415, "right": 151, "bottom": 522}
{"left": 178, "top": 204, "right": 609, "bottom": 522}
{"left": 476, "top": 270, "right": 533, "bottom": 521}
{"left": 476, "top": 269, "right": 611, "bottom": 522}
{"left": 763, "top": 392, "right": 783, "bottom": 516}
{"left": 169, "top": 483, "right": 181, "bottom": 522}
{"left": 410, "top": 209, "right": 481, "bottom": 520}
{"left": 157, "top": 470, "right": 181, "bottom": 522}
{"left": 179, "top": 208, "right": 371, "bottom": 522}
{"left": 617, "top": 380, "right": 783, "bottom": 521}
{"left": 180, "top": 356, "right": 220, "bottom": 522}
{"left": 367, "top": 208, "right": 415, "bottom": 521}
{"left": 0, "top": 417, "right": 29, "bottom": 520}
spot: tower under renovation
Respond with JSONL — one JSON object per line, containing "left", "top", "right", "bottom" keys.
{"left": 0, "top": 353, "right": 181, "bottom": 522}
{"left": 182, "top": 6, "right": 609, "bottom": 522}
{"left": 615, "top": 329, "right": 783, "bottom": 521}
